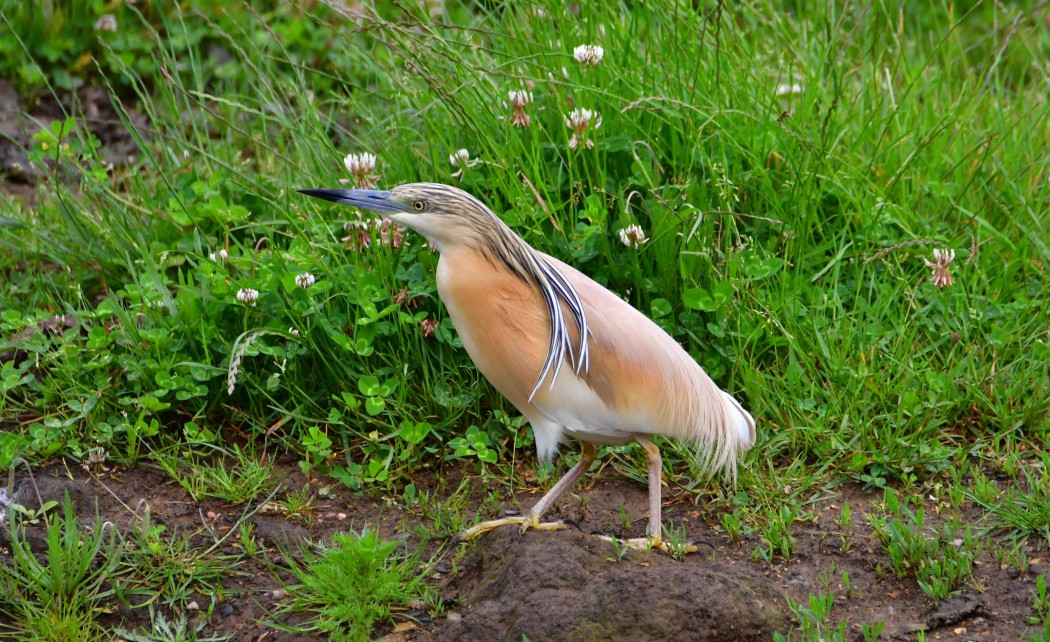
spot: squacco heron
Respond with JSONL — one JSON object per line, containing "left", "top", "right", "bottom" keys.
{"left": 300, "top": 183, "right": 755, "bottom": 551}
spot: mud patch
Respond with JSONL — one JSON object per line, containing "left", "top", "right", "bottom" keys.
{"left": 438, "top": 527, "right": 787, "bottom": 641}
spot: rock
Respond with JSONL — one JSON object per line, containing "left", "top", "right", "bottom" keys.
{"left": 437, "top": 528, "right": 787, "bottom": 641}
{"left": 0, "top": 475, "right": 96, "bottom": 553}
{"left": 925, "top": 594, "right": 982, "bottom": 629}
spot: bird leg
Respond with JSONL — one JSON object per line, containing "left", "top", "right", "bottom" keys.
{"left": 600, "top": 435, "right": 698, "bottom": 555}
{"left": 460, "top": 442, "right": 597, "bottom": 540}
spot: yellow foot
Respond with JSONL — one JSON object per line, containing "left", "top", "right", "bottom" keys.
{"left": 459, "top": 515, "right": 566, "bottom": 540}
{"left": 599, "top": 535, "right": 699, "bottom": 556}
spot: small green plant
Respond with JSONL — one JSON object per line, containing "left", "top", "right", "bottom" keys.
{"left": 119, "top": 505, "right": 231, "bottom": 607}
{"left": 860, "top": 620, "right": 884, "bottom": 642}
{"left": 1030, "top": 620, "right": 1050, "bottom": 642}
{"left": 7, "top": 499, "right": 59, "bottom": 526}
{"left": 278, "top": 485, "right": 316, "bottom": 525}
{"left": 993, "top": 540, "right": 1030, "bottom": 575}
{"left": 720, "top": 508, "right": 749, "bottom": 541}
{"left": 0, "top": 499, "right": 121, "bottom": 641}
{"left": 605, "top": 536, "right": 630, "bottom": 563}
{"left": 870, "top": 492, "right": 980, "bottom": 600}
{"left": 618, "top": 504, "right": 633, "bottom": 533}
{"left": 355, "top": 375, "right": 399, "bottom": 417}
{"left": 1031, "top": 575, "right": 1049, "bottom": 626}
{"left": 662, "top": 521, "right": 692, "bottom": 561}
{"left": 837, "top": 502, "right": 852, "bottom": 553}
{"left": 238, "top": 522, "right": 260, "bottom": 558}
{"left": 841, "top": 570, "right": 859, "bottom": 599}
{"left": 754, "top": 506, "right": 797, "bottom": 562}
{"left": 272, "top": 529, "right": 434, "bottom": 641}
{"left": 154, "top": 447, "right": 276, "bottom": 504}
{"left": 974, "top": 460, "right": 1050, "bottom": 546}
{"left": 116, "top": 603, "right": 232, "bottom": 642}
{"left": 773, "top": 592, "right": 847, "bottom": 642}
{"left": 300, "top": 426, "right": 334, "bottom": 476}
{"left": 448, "top": 424, "right": 498, "bottom": 465}
{"left": 414, "top": 479, "right": 471, "bottom": 541}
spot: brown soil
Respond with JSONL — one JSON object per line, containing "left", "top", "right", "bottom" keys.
{"left": 1, "top": 459, "right": 1046, "bottom": 641}
{"left": 0, "top": 79, "right": 143, "bottom": 203}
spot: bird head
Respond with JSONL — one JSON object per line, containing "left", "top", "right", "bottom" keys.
{"left": 298, "top": 182, "right": 495, "bottom": 251}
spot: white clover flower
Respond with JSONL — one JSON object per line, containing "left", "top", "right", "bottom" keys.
{"left": 236, "top": 288, "right": 259, "bottom": 307}
{"left": 295, "top": 273, "right": 316, "bottom": 289}
{"left": 343, "top": 152, "right": 379, "bottom": 189}
{"left": 618, "top": 224, "right": 648, "bottom": 248}
{"left": 94, "top": 14, "right": 117, "bottom": 32}
{"left": 288, "top": 327, "right": 301, "bottom": 337}
{"left": 508, "top": 90, "right": 533, "bottom": 128}
{"left": 573, "top": 44, "right": 604, "bottom": 67}
{"left": 924, "top": 248, "right": 955, "bottom": 288}
{"left": 209, "top": 248, "right": 228, "bottom": 263}
{"left": 419, "top": 318, "right": 438, "bottom": 339}
{"left": 449, "top": 148, "right": 479, "bottom": 180}
{"left": 370, "top": 218, "right": 405, "bottom": 249}
{"left": 775, "top": 83, "right": 803, "bottom": 97}
{"left": 423, "top": 0, "right": 444, "bottom": 18}
{"left": 565, "top": 108, "right": 602, "bottom": 150}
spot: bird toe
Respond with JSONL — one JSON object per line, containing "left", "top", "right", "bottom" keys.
{"left": 599, "top": 535, "right": 698, "bottom": 556}
{"left": 460, "top": 515, "right": 565, "bottom": 540}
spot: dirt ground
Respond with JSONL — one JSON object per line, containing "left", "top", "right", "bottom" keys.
{"left": 0, "top": 79, "right": 143, "bottom": 203}
{"left": 1, "top": 458, "right": 1046, "bottom": 641}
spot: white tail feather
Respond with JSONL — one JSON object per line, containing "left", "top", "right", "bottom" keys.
{"left": 722, "top": 392, "right": 756, "bottom": 451}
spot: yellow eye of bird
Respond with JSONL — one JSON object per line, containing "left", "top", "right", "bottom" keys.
{"left": 413, "top": 200, "right": 425, "bottom": 211}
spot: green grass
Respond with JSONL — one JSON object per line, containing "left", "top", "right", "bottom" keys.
{"left": 153, "top": 445, "right": 277, "bottom": 504}
{"left": 116, "top": 605, "right": 232, "bottom": 642}
{"left": 3, "top": 1, "right": 1048, "bottom": 483}
{"left": 117, "top": 504, "right": 237, "bottom": 608}
{"left": 0, "top": 501, "right": 120, "bottom": 641}
{"left": 869, "top": 488, "right": 982, "bottom": 599}
{"left": 272, "top": 529, "right": 435, "bottom": 641}
{"left": 1, "top": 0, "right": 1049, "bottom": 633}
